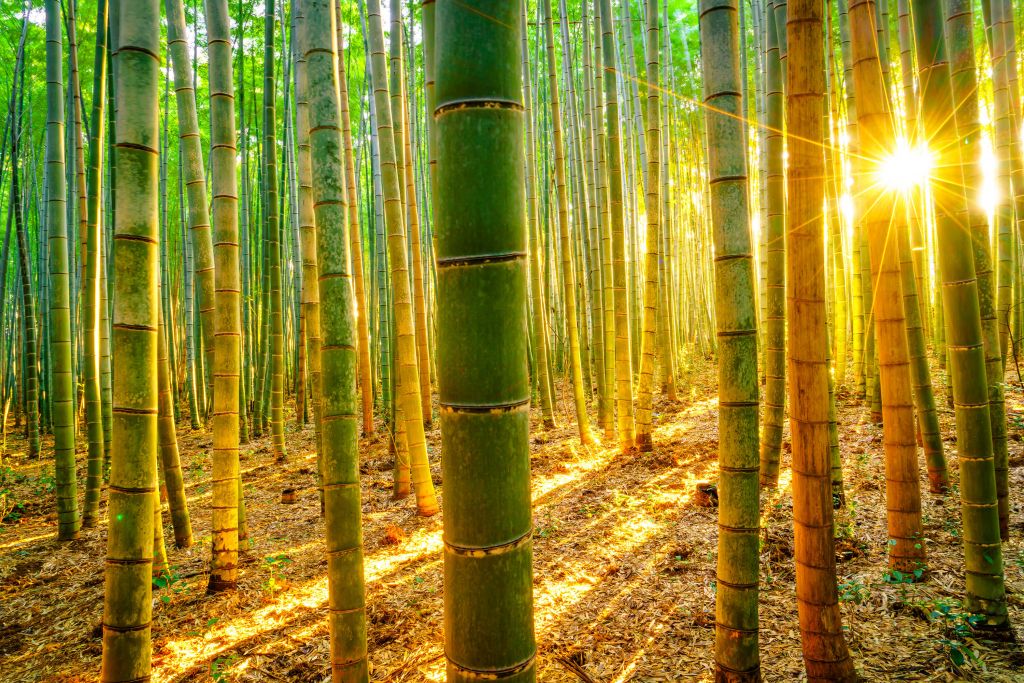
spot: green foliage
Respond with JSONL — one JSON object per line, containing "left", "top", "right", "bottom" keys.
{"left": 929, "top": 600, "right": 985, "bottom": 671}
{"left": 262, "top": 553, "right": 292, "bottom": 592}
{"left": 31, "top": 466, "right": 55, "bottom": 496}
{"left": 0, "top": 466, "right": 24, "bottom": 522}
{"left": 210, "top": 653, "right": 240, "bottom": 683}
{"left": 152, "top": 567, "right": 188, "bottom": 604}
{"left": 838, "top": 578, "right": 869, "bottom": 604}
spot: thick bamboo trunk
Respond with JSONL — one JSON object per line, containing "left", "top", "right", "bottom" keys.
{"left": 785, "top": 2, "right": 856, "bottom": 679}
{"left": 366, "top": 0, "right": 438, "bottom": 516}
{"left": 849, "top": 0, "right": 925, "bottom": 575}
{"left": 759, "top": 5, "right": 785, "bottom": 487}
{"left": 44, "top": 0, "right": 79, "bottom": 541}
{"left": 945, "top": 0, "right": 1011, "bottom": 542}
{"left": 435, "top": 6, "right": 538, "bottom": 680}
{"left": 205, "top": 0, "right": 243, "bottom": 593}
{"left": 100, "top": 2, "right": 161, "bottom": 678}
{"left": 296, "top": 1, "right": 370, "bottom": 675}
{"left": 699, "top": 2, "right": 761, "bottom": 679}
{"left": 912, "top": 0, "right": 1010, "bottom": 629}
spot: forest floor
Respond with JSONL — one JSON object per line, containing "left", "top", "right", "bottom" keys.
{"left": 2, "top": 361, "right": 1024, "bottom": 682}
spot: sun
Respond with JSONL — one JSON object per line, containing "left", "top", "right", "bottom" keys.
{"left": 876, "top": 139, "right": 933, "bottom": 192}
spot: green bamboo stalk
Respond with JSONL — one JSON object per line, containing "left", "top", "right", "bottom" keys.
{"left": 396, "top": 5, "right": 432, "bottom": 428}
{"left": 699, "top": 1, "right": 761, "bottom": 677}
{"left": 895, "top": 0, "right": 947, "bottom": 494}
{"left": 912, "top": 0, "right": 1010, "bottom": 629}
{"left": 435, "top": 3, "right": 537, "bottom": 679}
{"left": 634, "top": 0, "right": 662, "bottom": 452}
{"left": 593, "top": 0, "right": 618, "bottom": 439}
{"left": 158, "top": 307, "right": 192, "bottom": 548}
{"left": 82, "top": 0, "right": 108, "bottom": 528}
{"left": 366, "top": 0, "right": 438, "bottom": 516}
{"left": 166, "top": 0, "right": 217, "bottom": 427}
{"left": 599, "top": 0, "right": 635, "bottom": 450}
{"left": 580, "top": 0, "right": 610, "bottom": 427}
{"left": 982, "top": 0, "right": 1014, "bottom": 366}
{"left": 205, "top": 0, "right": 243, "bottom": 592}
{"left": 521, "top": 4, "right": 556, "bottom": 429}
{"left": 296, "top": 1, "right": 369, "bottom": 676}
{"left": 759, "top": 4, "right": 785, "bottom": 487}
{"left": 293, "top": 14, "right": 323, "bottom": 457}
{"left": 100, "top": 0, "right": 161, "bottom": 678}
{"left": 944, "top": 0, "right": 1011, "bottom": 541}
{"left": 11, "top": 54, "right": 37, "bottom": 461}
{"left": 542, "top": 0, "right": 595, "bottom": 446}
{"left": 336, "top": 8, "right": 375, "bottom": 437}
{"left": 44, "top": 0, "right": 78, "bottom": 541}
{"left": 265, "top": 0, "right": 286, "bottom": 461}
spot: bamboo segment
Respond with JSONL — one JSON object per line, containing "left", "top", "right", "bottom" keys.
{"left": 635, "top": 0, "right": 663, "bottom": 453}
{"left": 44, "top": 0, "right": 79, "bottom": 541}
{"left": 785, "top": 2, "right": 856, "bottom": 679}
{"left": 366, "top": 0, "right": 438, "bottom": 517}
{"left": 699, "top": 1, "right": 761, "bottom": 679}
{"left": 599, "top": 0, "right": 635, "bottom": 451}
{"left": 297, "top": 2, "right": 370, "bottom": 678}
{"left": 100, "top": 1, "right": 160, "bottom": 679}
{"left": 912, "top": 0, "right": 1010, "bottom": 629}
{"left": 436, "top": 3, "right": 537, "bottom": 680}
{"left": 759, "top": 6, "right": 785, "bottom": 487}
{"left": 542, "top": 0, "right": 594, "bottom": 447}
{"left": 205, "top": 0, "right": 242, "bottom": 593}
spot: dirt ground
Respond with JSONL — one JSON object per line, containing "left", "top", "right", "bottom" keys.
{"left": 1, "top": 362, "right": 1024, "bottom": 682}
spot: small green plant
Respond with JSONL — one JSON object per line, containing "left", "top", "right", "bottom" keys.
{"left": 152, "top": 568, "right": 187, "bottom": 604}
{"left": 881, "top": 564, "right": 924, "bottom": 607}
{"left": 942, "top": 514, "right": 961, "bottom": 539}
{"left": 535, "top": 512, "right": 560, "bottom": 539}
{"left": 835, "top": 516, "right": 855, "bottom": 541}
{"left": 32, "top": 467, "right": 56, "bottom": 496}
{"left": 838, "top": 578, "right": 869, "bottom": 604}
{"left": 929, "top": 601, "right": 984, "bottom": 671}
{"left": 1, "top": 473, "right": 24, "bottom": 523}
{"left": 210, "top": 653, "right": 240, "bottom": 682}
{"left": 263, "top": 554, "right": 292, "bottom": 592}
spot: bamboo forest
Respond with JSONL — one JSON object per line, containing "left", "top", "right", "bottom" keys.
{"left": 5, "top": 0, "right": 1024, "bottom": 680}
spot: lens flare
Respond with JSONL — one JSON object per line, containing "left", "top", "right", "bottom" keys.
{"left": 877, "top": 140, "right": 933, "bottom": 192}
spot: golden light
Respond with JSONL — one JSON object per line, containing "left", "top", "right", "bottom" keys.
{"left": 979, "top": 134, "right": 1000, "bottom": 219}
{"left": 876, "top": 140, "right": 933, "bottom": 192}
